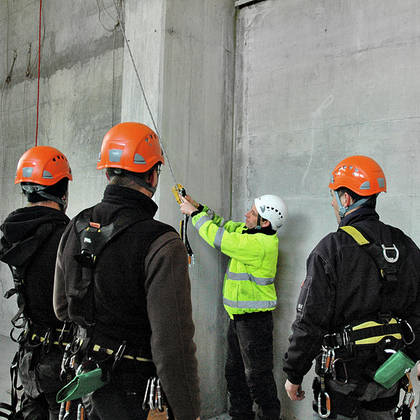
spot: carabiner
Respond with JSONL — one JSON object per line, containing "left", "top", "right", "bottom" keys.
{"left": 318, "top": 390, "right": 331, "bottom": 418}
{"left": 148, "top": 377, "right": 157, "bottom": 409}
{"left": 331, "top": 358, "right": 348, "bottom": 385}
{"left": 142, "top": 377, "right": 152, "bottom": 410}
{"left": 156, "top": 378, "right": 164, "bottom": 412}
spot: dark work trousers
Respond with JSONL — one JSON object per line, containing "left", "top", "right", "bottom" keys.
{"left": 84, "top": 358, "right": 155, "bottom": 420}
{"left": 225, "top": 311, "right": 281, "bottom": 420}
{"left": 18, "top": 345, "right": 65, "bottom": 420}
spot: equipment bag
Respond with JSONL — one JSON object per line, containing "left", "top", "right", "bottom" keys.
{"left": 56, "top": 365, "right": 110, "bottom": 403}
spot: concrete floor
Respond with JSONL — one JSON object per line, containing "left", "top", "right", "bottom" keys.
{"left": 0, "top": 334, "right": 230, "bottom": 420}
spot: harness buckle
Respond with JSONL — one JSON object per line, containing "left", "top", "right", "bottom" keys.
{"left": 112, "top": 341, "right": 127, "bottom": 371}
{"left": 381, "top": 244, "right": 399, "bottom": 263}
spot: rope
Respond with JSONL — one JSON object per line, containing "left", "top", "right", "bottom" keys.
{"left": 35, "top": 0, "right": 43, "bottom": 146}
{"left": 112, "top": 0, "right": 179, "bottom": 188}
{"left": 95, "top": 0, "right": 122, "bottom": 129}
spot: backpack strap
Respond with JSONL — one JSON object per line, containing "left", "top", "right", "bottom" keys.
{"left": 69, "top": 207, "right": 148, "bottom": 327}
{"left": 3, "top": 220, "right": 67, "bottom": 336}
{"left": 340, "top": 225, "right": 403, "bottom": 323}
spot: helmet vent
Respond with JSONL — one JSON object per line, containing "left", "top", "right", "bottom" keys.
{"left": 134, "top": 153, "right": 147, "bottom": 165}
{"left": 42, "top": 170, "right": 54, "bottom": 179}
{"left": 109, "top": 149, "right": 123, "bottom": 163}
{"left": 22, "top": 167, "right": 34, "bottom": 178}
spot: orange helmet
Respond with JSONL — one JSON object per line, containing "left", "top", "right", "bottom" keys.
{"left": 15, "top": 146, "right": 73, "bottom": 186}
{"left": 329, "top": 155, "right": 386, "bottom": 196}
{"left": 97, "top": 122, "right": 164, "bottom": 173}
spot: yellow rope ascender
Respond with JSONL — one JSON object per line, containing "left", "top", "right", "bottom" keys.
{"left": 172, "top": 184, "right": 194, "bottom": 268}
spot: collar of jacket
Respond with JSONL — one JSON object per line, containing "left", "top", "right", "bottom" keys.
{"left": 0, "top": 206, "right": 69, "bottom": 244}
{"left": 103, "top": 184, "right": 158, "bottom": 218}
{"left": 243, "top": 225, "right": 277, "bottom": 236}
{"left": 339, "top": 206, "right": 380, "bottom": 228}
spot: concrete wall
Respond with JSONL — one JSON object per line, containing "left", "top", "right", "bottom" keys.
{"left": 1, "top": 0, "right": 420, "bottom": 419}
{"left": 234, "top": 1, "right": 420, "bottom": 418}
{"left": 0, "top": 0, "right": 234, "bottom": 418}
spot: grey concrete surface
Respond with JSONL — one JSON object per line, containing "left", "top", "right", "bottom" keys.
{"left": 2, "top": 1, "right": 420, "bottom": 419}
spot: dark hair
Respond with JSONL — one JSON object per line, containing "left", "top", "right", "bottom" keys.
{"left": 107, "top": 163, "right": 160, "bottom": 187}
{"left": 336, "top": 187, "right": 377, "bottom": 209}
{"left": 23, "top": 178, "right": 69, "bottom": 203}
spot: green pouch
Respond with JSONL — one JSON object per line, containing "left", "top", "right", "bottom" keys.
{"left": 373, "top": 350, "right": 415, "bottom": 389}
{"left": 56, "top": 367, "right": 110, "bottom": 403}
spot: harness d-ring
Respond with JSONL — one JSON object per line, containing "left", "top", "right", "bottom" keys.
{"left": 381, "top": 244, "right": 399, "bottom": 263}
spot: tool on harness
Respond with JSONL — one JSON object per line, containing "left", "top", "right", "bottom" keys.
{"left": 318, "top": 376, "right": 331, "bottom": 419}
{"left": 315, "top": 347, "right": 334, "bottom": 418}
{"left": 394, "top": 373, "right": 415, "bottom": 420}
{"left": 172, "top": 184, "right": 194, "bottom": 268}
{"left": 143, "top": 377, "right": 175, "bottom": 420}
{"left": 373, "top": 349, "right": 415, "bottom": 389}
{"left": 56, "top": 362, "right": 110, "bottom": 403}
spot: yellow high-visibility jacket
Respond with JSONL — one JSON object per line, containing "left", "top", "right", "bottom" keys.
{"left": 192, "top": 205, "right": 279, "bottom": 319}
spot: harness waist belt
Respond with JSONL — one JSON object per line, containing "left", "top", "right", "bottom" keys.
{"left": 324, "top": 318, "right": 403, "bottom": 349}
{"left": 91, "top": 344, "right": 153, "bottom": 363}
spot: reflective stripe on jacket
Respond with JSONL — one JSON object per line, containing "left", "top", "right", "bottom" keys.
{"left": 192, "top": 205, "right": 279, "bottom": 319}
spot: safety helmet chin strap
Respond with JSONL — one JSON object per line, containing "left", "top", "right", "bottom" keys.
{"left": 21, "top": 185, "right": 67, "bottom": 210}
{"left": 255, "top": 214, "right": 262, "bottom": 230}
{"left": 125, "top": 172, "right": 157, "bottom": 194}
{"left": 107, "top": 168, "right": 157, "bottom": 195}
{"left": 334, "top": 190, "right": 369, "bottom": 219}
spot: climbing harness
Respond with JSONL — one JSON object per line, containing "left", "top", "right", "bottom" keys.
{"left": 394, "top": 374, "right": 415, "bottom": 420}
{"left": 57, "top": 206, "right": 156, "bottom": 407}
{"left": 313, "top": 225, "right": 415, "bottom": 418}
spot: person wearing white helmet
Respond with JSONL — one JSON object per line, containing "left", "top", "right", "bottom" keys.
{"left": 180, "top": 193, "right": 288, "bottom": 420}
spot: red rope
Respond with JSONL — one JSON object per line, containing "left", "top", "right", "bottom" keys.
{"left": 35, "top": 0, "right": 42, "bottom": 146}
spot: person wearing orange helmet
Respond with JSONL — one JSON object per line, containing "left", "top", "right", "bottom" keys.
{"left": 53, "top": 122, "right": 201, "bottom": 420}
{"left": 0, "top": 146, "right": 73, "bottom": 419}
{"left": 283, "top": 156, "right": 420, "bottom": 419}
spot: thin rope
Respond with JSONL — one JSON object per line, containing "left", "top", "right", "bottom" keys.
{"left": 112, "top": 0, "right": 179, "bottom": 188}
{"left": 35, "top": 0, "right": 42, "bottom": 146}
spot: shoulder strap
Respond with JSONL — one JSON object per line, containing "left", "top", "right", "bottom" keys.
{"left": 3, "top": 220, "right": 66, "bottom": 332}
{"left": 69, "top": 208, "right": 148, "bottom": 326}
{"left": 340, "top": 225, "right": 403, "bottom": 323}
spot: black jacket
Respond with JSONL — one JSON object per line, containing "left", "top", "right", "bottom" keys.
{"left": 283, "top": 207, "right": 420, "bottom": 385}
{"left": 0, "top": 206, "right": 69, "bottom": 329}
{"left": 54, "top": 185, "right": 201, "bottom": 420}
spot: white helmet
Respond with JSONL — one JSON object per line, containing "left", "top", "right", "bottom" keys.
{"left": 254, "top": 194, "right": 288, "bottom": 230}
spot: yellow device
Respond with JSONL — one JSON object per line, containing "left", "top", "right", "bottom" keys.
{"left": 171, "top": 183, "right": 185, "bottom": 204}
